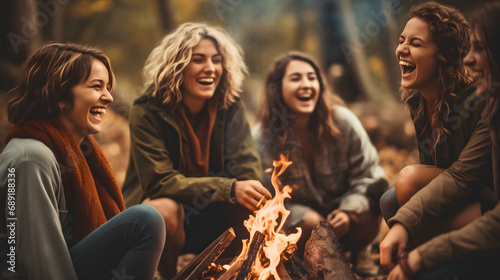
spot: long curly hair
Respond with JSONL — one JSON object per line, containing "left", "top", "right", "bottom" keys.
{"left": 258, "top": 51, "right": 345, "bottom": 159}
{"left": 401, "top": 2, "right": 473, "bottom": 147}
{"left": 143, "top": 22, "right": 247, "bottom": 109}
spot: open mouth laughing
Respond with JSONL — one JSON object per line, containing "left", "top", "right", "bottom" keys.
{"left": 400, "top": 60, "right": 416, "bottom": 75}
{"left": 297, "top": 93, "right": 313, "bottom": 102}
{"left": 471, "top": 70, "right": 484, "bottom": 81}
{"left": 197, "top": 77, "right": 215, "bottom": 86}
{"left": 90, "top": 107, "right": 106, "bottom": 119}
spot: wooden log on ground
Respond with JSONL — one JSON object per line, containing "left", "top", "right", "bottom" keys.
{"left": 234, "top": 231, "right": 266, "bottom": 280}
{"left": 304, "top": 221, "right": 356, "bottom": 280}
{"left": 172, "top": 228, "right": 235, "bottom": 280}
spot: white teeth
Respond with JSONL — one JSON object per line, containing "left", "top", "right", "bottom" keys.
{"left": 198, "top": 78, "right": 214, "bottom": 83}
{"left": 471, "top": 71, "right": 484, "bottom": 79}
{"left": 90, "top": 107, "right": 106, "bottom": 114}
{"left": 399, "top": 60, "right": 415, "bottom": 67}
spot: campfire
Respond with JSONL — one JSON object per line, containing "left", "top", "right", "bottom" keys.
{"left": 172, "top": 155, "right": 356, "bottom": 280}
{"left": 173, "top": 155, "right": 303, "bottom": 280}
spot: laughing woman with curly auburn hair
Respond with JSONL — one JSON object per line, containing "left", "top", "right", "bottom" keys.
{"left": 121, "top": 22, "right": 270, "bottom": 278}
{"left": 379, "top": 2, "right": 487, "bottom": 228}
{"left": 380, "top": 2, "right": 500, "bottom": 279}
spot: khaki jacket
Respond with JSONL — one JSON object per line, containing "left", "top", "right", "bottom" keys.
{"left": 409, "top": 85, "right": 485, "bottom": 168}
{"left": 389, "top": 102, "right": 499, "bottom": 269}
{"left": 121, "top": 90, "right": 263, "bottom": 207}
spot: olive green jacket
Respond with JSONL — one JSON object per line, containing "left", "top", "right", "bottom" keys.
{"left": 409, "top": 85, "right": 486, "bottom": 168}
{"left": 389, "top": 100, "right": 499, "bottom": 269}
{"left": 121, "top": 90, "right": 263, "bottom": 207}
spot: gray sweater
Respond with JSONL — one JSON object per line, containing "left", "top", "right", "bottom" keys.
{"left": 0, "top": 138, "right": 77, "bottom": 279}
{"left": 253, "top": 106, "right": 387, "bottom": 216}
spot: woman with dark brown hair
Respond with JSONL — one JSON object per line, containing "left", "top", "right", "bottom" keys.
{"left": 380, "top": 2, "right": 500, "bottom": 279}
{"left": 0, "top": 42, "right": 165, "bottom": 279}
{"left": 380, "top": 1, "right": 487, "bottom": 226}
{"left": 253, "top": 51, "right": 387, "bottom": 276}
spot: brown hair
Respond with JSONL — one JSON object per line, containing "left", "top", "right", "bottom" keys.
{"left": 469, "top": 1, "right": 500, "bottom": 130}
{"left": 257, "top": 51, "right": 345, "bottom": 159}
{"left": 8, "top": 42, "right": 115, "bottom": 124}
{"left": 401, "top": 2, "right": 473, "bottom": 146}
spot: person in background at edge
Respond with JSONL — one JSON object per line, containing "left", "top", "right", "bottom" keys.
{"left": 379, "top": 2, "right": 487, "bottom": 235}
{"left": 253, "top": 51, "right": 388, "bottom": 276}
{"left": 0, "top": 42, "right": 165, "bottom": 280}
{"left": 379, "top": 1, "right": 500, "bottom": 279}
{"left": 121, "top": 22, "right": 272, "bottom": 279}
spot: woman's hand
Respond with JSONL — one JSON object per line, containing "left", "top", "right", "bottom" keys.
{"left": 327, "top": 209, "right": 351, "bottom": 237}
{"left": 387, "top": 249, "right": 423, "bottom": 280}
{"left": 379, "top": 223, "right": 409, "bottom": 271}
{"left": 234, "top": 180, "right": 272, "bottom": 212}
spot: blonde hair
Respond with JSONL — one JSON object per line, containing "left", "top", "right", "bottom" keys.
{"left": 143, "top": 22, "right": 247, "bottom": 109}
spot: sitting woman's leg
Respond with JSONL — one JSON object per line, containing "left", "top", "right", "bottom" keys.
{"left": 341, "top": 210, "right": 381, "bottom": 275}
{"left": 142, "top": 197, "right": 185, "bottom": 279}
{"left": 416, "top": 201, "right": 481, "bottom": 244}
{"left": 69, "top": 204, "right": 165, "bottom": 280}
{"left": 294, "top": 207, "right": 324, "bottom": 258}
{"left": 395, "top": 164, "right": 445, "bottom": 205}
{"left": 380, "top": 187, "right": 400, "bottom": 223}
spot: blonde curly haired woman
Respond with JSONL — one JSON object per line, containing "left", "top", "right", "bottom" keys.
{"left": 122, "top": 22, "right": 271, "bottom": 278}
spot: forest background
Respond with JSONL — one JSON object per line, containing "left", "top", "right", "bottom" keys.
{"left": 0, "top": 0, "right": 494, "bottom": 189}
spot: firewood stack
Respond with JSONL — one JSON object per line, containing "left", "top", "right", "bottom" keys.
{"left": 172, "top": 220, "right": 359, "bottom": 279}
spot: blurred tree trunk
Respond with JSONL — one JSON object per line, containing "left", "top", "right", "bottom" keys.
{"left": 292, "top": 0, "right": 307, "bottom": 50}
{"left": 157, "top": 0, "right": 176, "bottom": 33}
{"left": 318, "top": 0, "right": 364, "bottom": 102}
{"left": 1, "top": 0, "right": 43, "bottom": 151}
{"left": 1, "top": 0, "right": 42, "bottom": 92}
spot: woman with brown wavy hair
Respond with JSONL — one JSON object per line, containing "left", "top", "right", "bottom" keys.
{"left": 380, "top": 1, "right": 487, "bottom": 225}
{"left": 253, "top": 51, "right": 387, "bottom": 275}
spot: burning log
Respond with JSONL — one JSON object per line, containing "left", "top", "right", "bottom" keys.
{"left": 304, "top": 221, "right": 356, "bottom": 280}
{"left": 280, "top": 243, "right": 297, "bottom": 262}
{"left": 234, "top": 231, "right": 266, "bottom": 280}
{"left": 172, "top": 228, "right": 235, "bottom": 280}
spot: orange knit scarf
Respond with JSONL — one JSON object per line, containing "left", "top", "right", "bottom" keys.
{"left": 5, "top": 118, "right": 125, "bottom": 245}
{"left": 175, "top": 101, "right": 218, "bottom": 177}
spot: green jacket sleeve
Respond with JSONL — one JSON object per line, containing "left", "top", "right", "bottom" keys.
{"left": 128, "top": 100, "right": 262, "bottom": 205}
{"left": 222, "top": 100, "right": 263, "bottom": 182}
{"left": 388, "top": 116, "right": 494, "bottom": 269}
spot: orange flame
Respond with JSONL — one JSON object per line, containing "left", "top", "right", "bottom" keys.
{"left": 228, "top": 154, "right": 302, "bottom": 279}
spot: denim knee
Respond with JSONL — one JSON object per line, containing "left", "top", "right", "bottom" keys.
{"left": 380, "top": 188, "right": 400, "bottom": 223}
{"left": 126, "top": 204, "right": 166, "bottom": 240}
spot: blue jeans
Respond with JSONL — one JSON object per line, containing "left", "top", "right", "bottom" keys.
{"left": 70, "top": 204, "right": 165, "bottom": 280}
{"left": 380, "top": 187, "right": 400, "bottom": 223}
